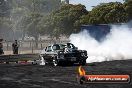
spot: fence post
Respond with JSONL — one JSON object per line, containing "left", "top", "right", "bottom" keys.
{"left": 32, "top": 39, "right": 33, "bottom": 53}
{"left": 40, "top": 38, "right": 42, "bottom": 50}
{"left": 41, "top": 43, "right": 43, "bottom": 50}
{"left": 30, "top": 41, "right": 31, "bottom": 48}
{"left": 7, "top": 42, "right": 9, "bottom": 50}
{"left": 19, "top": 41, "right": 22, "bottom": 54}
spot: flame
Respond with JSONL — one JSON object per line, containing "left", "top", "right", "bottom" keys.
{"left": 78, "top": 66, "right": 86, "bottom": 76}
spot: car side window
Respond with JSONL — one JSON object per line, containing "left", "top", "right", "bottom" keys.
{"left": 53, "top": 44, "right": 60, "bottom": 50}
{"left": 60, "top": 45, "right": 65, "bottom": 49}
{"left": 71, "top": 44, "right": 75, "bottom": 49}
{"left": 46, "top": 46, "right": 52, "bottom": 52}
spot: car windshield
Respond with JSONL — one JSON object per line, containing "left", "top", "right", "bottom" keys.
{"left": 70, "top": 44, "right": 76, "bottom": 49}
{"left": 46, "top": 46, "right": 52, "bottom": 52}
{"left": 52, "top": 44, "right": 66, "bottom": 50}
{"left": 60, "top": 44, "right": 66, "bottom": 50}
{"left": 52, "top": 44, "right": 60, "bottom": 50}
{"left": 66, "top": 43, "right": 76, "bottom": 49}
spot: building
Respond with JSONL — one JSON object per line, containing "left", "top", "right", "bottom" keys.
{"left": 61, "top": 0, "right": 69, "bottom": 4}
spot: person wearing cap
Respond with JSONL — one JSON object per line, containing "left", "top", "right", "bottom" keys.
{"left": 12, "top": 40, "right": 19, "bottom": 54}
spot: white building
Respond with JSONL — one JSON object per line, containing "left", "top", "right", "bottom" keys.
{"left": 61, "top": 0, "right": 69, "bottom": 4}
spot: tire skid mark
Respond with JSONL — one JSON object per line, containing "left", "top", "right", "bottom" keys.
{"left": 45, "top": 78, "right": 87, "bottom": 88}
{"left": 0, "top": 77, "right": 43, "bottom": 87}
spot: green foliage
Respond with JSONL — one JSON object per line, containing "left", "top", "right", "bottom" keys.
{"left": 104, "top": 2, "right": 128, "bottom": 23}
{"left": 0, "top": 17, "right": 12, "bottom": 27}
{"left": 124, "top": 0, "right": 132, "bottom": 20}
{"left": 75, "top": 2, "right": 128, "bottom": 28}
{"left": 20, "top": 13, "right": 43, "bottom": 38}
{"left": 0, "top": 0, "right": 131, "bottom": 40}
{"left": 0, "top": 0, "right": 11, "bottom": 17}
{"left": 39, "top": 4, "right": 88, "bottom": 38}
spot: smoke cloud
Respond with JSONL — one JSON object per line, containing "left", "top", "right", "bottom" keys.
{"left": 70, "top": 25, "right": 132, "bottom": 63}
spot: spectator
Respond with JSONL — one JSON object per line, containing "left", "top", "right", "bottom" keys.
{"left": 12, "top": 40, "right": 19, "bottom": 54}
{"left": 0, "top": 39, "right": 4, "bottom": 55}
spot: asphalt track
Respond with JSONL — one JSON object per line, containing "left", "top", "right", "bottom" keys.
{"left": 0, "top": 59, "right": 132, "bottom": 88}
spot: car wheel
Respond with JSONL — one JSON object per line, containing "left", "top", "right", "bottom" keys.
{"left": 79, "top": 60, "right": 86, "bottom": 66}
{"left": 53, "top": 58, "right": 58, "bottom": 66}
{"left": 52, "top": 56, "right": 61, "bottom": 66}
{"left": 82, "top": 61, "right": 86, "bottom": 66}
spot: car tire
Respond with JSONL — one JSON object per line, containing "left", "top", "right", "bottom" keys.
{"left": 79, "top": 60, "right": 86, "bottom": 66}
{"left": 53, "top": 58, "right": 58, "bottom": 66}
{"left": 52, "top": 56, "right": 61, "bottom": 66}
{"left": 82, "top": 60, "right": 86, "bottom": 66}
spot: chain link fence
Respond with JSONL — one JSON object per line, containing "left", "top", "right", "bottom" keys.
{"left": 2, "top": 39, "right": 69, "bottom": 55}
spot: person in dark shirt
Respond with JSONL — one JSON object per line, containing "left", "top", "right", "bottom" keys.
{"left": 65, "top": 43, "right": 72, "bottom": 52}
{"left": 12, "top": 40, "right": 19, "bottom": 54}
{"left": 0, "top": 39, "right": 4, "bottom": 55}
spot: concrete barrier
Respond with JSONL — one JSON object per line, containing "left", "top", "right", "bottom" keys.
{"left": 0, "top": 54, "right": 40, "bottom": 63}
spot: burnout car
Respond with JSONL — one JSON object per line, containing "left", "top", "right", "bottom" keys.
{"left": 40, "top": 43, "right": 88, "bottom": 66}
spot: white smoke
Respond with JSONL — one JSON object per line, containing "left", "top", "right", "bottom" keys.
{"left": 70, "top": 25, "right": 132, "bottom": 63}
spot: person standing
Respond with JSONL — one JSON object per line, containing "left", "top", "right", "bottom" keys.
{"left": 65, "top": 43, "right": 72, "bottom": 52}
{"left": 0, "top": 39, "right": 4, "bottom": 55}
{"left": 12, "top": 40, "right": 19, "bottom": 54}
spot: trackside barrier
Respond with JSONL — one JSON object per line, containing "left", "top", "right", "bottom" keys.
{"left": 0, "top": 54, "right": 40, "bottom": 63}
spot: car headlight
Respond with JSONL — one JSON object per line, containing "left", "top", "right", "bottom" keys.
{"left": 59, "top": 52, "right": 63, "bottom": 54}
{"left": 81, "top": 53, "right": 87, "bottom": 56}
{"left": 81, "top": 53, "right": 85, "bottom": 56}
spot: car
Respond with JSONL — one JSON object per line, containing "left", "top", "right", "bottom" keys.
{"left": 40, "top": 43, "right": 88, "bottom": 66}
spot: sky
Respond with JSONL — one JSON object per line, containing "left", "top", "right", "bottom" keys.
{"left": 70, "top": 0, "right": 125, "bottom": 11}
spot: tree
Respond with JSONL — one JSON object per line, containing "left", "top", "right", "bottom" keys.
{"left": 39, "top": 4, "right": 88, "bottom": 38}
{"left": 20, "top": 13, "right": 42, "bottom": 43}
{"left": 0, "top": 0, "right": 11, "bottom": 17}
{"left": 124, "top": 0, "right": 130, "bottom": 2}
{"left": 104, "top": 2, "right": 128, "bottom": 23}
{"left": 26, "top": 13, "right": 42, "bottom": 38}
{"left": 0, "top": 17, "right": 13, "bottom": 40}
{"left": 75, "top": 2, "right": 128, "bottom": 28}
{"left": 124, "top": 0, "right": 132, "bottom": 20}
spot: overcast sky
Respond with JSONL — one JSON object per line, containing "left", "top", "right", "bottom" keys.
{"left": 70, "top": 0, "right": 124, "bottom": 11}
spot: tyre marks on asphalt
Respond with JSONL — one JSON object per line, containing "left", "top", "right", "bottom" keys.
{"left": 0, "top": 77, "right": 44, "bottom": 88}
{"left": 43, "top": 76, "right": 88, "bottom": 88}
